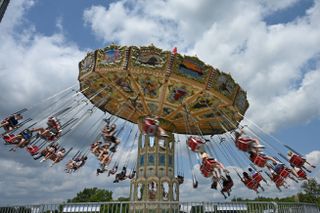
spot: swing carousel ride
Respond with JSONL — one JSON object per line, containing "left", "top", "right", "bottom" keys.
{"left": 0, "top": 44, "right": 316, "bottom": 205}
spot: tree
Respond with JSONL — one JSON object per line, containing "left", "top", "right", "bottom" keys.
{"left": 300, "top": 178, "right": 320, "bottom": 206}
{"left": 67, "top": 187, "right": 113, "bottom": 203}
{"left": 301, "top": 179, "right": 320, "bottom": 197}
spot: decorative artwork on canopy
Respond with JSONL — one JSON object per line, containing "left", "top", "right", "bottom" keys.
{"left": 190, "top": 95, "right": 214, "bottom": 111}
{"left": 79, "top": 52, "right": 95, "bottom": 74}
{"left": 162, "top": 107, "right": 174, "bottom": 116}
{"left": 132, "top": 45, "right": 167, "bottom": 68}
{"left": 215, "top": 73, "right": 236, "bottom": 97}
{"left": 109, "top": 73, "right": 134, "bottom": 94}
{"left": 138, "top": 75, "right": 161, "bottom": 99}
{"left": 167, "top": 83, "right": 193, "bottom": 104}
{"left": 200, "top": 112, "right": 215, "bottom": 119}
{"left": 176, "top": 56, "right": 209, "bottom": 82}
{"left": 172, "top": 113, "right": 183, "bottom": 120}
{"left": 148, "top": 102, "right": 158, "bottom": 115}
{"left": 234, "top": 90, "right": 249, "bottom": 114}
{"left": 99, "top": 47, "right": 121, "bottom": 65}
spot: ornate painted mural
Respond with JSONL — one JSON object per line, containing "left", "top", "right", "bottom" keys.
{"left": 234, "top": 89, "right": 249, "bottom": 114}
{"left": 96, "top": 45, "right": 123, "bottom": 68}
{"left": 79, "top": 51, "right": 95, "bottom": 74}
{"left": 132, "top": 45, "right": 167, "bottom": 69}
{"left": 166, "top": 81, "right": 196, "bottom": 105}
{"left": 138, "top": 75, "right": 161, "bottom": 99}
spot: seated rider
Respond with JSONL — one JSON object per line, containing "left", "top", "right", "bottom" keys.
{"left": 288, "top": 151, "right": 316, "bottom": 170}
{"left": 248, "top": 168, "right": 267, "bottom": 185}
{"left": 221, "top": 174, "right": 234, "bottom": 199}
{"left": 90, "top": 141, "right": 102, "bottom": 157}
{"left": 268, "top": 161, "right": 299, "bottom": 181}
{"left": 234, "top": 128, "right": 264, "bottom": 153}
{"left": 128, "top": 170, "right": 136, "bottom": 179}
{"left": 108, "top": 165, "right": 118, "bottom": 176}
{"left": 32, "top": 117, "right": 61, "bottom": 141}
{"left": 96, "top": 163, "right": 108, "bottom": 176}
{"left": 65, "top": 156, "right": 87, "bottom": 173}
{"left": 102, "top": 124, "right": 120, "bottom": 152}
{"left": 249, "top": 151, "right": 278, "bottom": 167}
{"left": 10, "top": 129, "right": 35, "bottom": 151}
{"left": 114, "top": 167, "right": 127, "bottom": 183}
{"left": 34, "top": 144, "right": 58, "bottom": 160}
{"left": 52, "top": 148, "right": 66, "bottom": 164}
{"left": 143, "top": 117, "right": 168, "bottom": 137}
{"left": 1, "top": 113, "right": 23, "bottom": 132}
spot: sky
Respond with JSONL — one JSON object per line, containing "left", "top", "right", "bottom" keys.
{"left": 0, "top": 0, "right": 320, "bottom": 205}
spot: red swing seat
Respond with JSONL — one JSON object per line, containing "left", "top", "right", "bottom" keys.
{"left": 272, "top": 175, "right": 285, "bottom": 187}
{"left": 222, "top": 180, "right": 234, "bottom": 192}
{"left": 200, "top": 165, "right": 212, "bottom": 177}
{"left": 200, "top": 158, "right": 216, "bottom": 178}
{"left": 142, "top": 118, "right": 158, "bottom": 136}
{"left": 235, "top": 137, "right": 252, "bottom": 152}
{"left": 278, "top": 167, "right": 290, "bottom": 179}
{"left": 187, "top": 136, "right": 205, "bottom": 152}
{"left": 297, "top": 169, "right": 307, "bottom": 179}
{"left": 250, "top": 153, "right": 267, "bottom": 168}
{"left": 252, "top": 172, "right": 263, "bottom": 183}
{"left": 244, "top": 178, "right": 258, "bottom": 190}
{"left": 3, "top": 134, "right": 17, "bottom": 144}
{"left": 26, "top": 145, "right": 40, "bottom": 155}
{"left": 289, "top": 154, "right": 305, "bottom": 168}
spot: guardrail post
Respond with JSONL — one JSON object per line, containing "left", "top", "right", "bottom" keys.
{"left": 272, "top": 202, "right": 279, "bottom": 213}
{"left": 119, "top": 202, "right": 123, "bottom": 213}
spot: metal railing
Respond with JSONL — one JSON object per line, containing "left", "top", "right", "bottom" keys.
{"left": 0, "top": 201, "right": 319, "bottom": 213}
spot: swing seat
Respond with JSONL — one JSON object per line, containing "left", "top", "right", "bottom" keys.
{"left": 143, "top": 118, "right": 158, "bottom": 136}
{"left": 200, "top": 165, "right": 212, "bottom": 177}
{"left": 187, "top": 136, "right": 205, "bottom": 152}
{"left": 297, "top": 169, "right": 307, "bottom": 179}
{"left": 26, "top": 145, "right": 40, "bottom": 155}
{"left": 244, "top": 179, "right": 258, "bottom": 190}
{"left": 278, "top": 167, "right": 290, "bottom": 179}
{"left": 202, "top": 158, "right": 216, "bottom": 171}
{"left": 235, "top": 138, "right": 252, "bottom": 152}
{"left": 272, "top": 175, "right": 285, "bottom": 187}
{"left": 250, "top": 154, "right": 267, "bottom": 168}
{"left": 289, "top": 154, "right": 305, "bottom": 168}
{"left": 222, "top": 181, "right": 234, "bottom": 192}
{"left": 252, "top": 172, "right": 263, "bottom": 183}
{"left": 3, "top": 134, "right": 16, "bottom": 144}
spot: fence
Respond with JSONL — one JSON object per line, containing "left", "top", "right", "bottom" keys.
{"left": 0, "top": 201, "right": 319, "bottom": 213}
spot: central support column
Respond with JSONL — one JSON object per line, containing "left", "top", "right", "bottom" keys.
{"left": 130, "top": 117, "right": 179, "bottom": 212}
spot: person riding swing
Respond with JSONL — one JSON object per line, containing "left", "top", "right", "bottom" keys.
{"left": 1, "top": 113, "right": 24, "bottom": 132}
{"left": 234, "top": 128, "right": 264, "bottom": 153}
{"left": 220, "top": 174, "right": 234, "bottom": 199}
{"left": 114, "top": 167, "right": 127, "bottom": 183}
{"left": 102, "top": 124, "right": 120, "bottom": 152}
{"left": 9, "top": 128, "right": 35, "bottom": 151}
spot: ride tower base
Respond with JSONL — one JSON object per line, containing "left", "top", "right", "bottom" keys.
{"left": 130, "top": 117, "right": 179, "bottom": 213}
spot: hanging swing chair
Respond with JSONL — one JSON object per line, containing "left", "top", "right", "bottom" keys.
{"left": 187, "top": 136, "right": 205, "bottom": 152}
